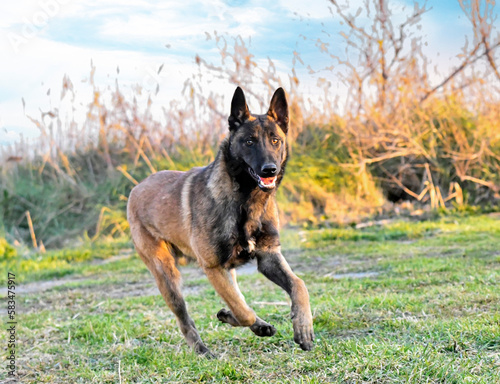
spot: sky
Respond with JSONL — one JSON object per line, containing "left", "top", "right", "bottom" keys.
{"left": 0, "top": 0, "right": 479, "bottom": 145}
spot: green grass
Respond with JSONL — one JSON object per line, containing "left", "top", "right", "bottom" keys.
{"left": 0, "top": 238, "right": 133, "bottom": 283}
{"left": 1, "top": 214, "right": 500, "bottom": 383}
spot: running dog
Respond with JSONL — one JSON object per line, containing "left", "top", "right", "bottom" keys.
{"left": 127, "top": 87, "right": 314, "bottom": 357}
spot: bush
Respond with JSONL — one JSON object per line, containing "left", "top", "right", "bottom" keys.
{"left": 0, "top": 238, "right": 17, "bottom": 260}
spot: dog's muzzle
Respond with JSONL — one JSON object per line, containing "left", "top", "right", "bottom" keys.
{"left": 248, "top": 167, "right": 277, "bottom": 189}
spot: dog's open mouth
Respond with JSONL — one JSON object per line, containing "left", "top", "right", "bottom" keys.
{"left": 248, "top": 167, "right": 277, "bottom": 189}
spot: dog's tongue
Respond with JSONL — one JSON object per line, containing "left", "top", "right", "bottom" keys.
{"left": 260, "top": 176, "right": 276, "bottom": 186}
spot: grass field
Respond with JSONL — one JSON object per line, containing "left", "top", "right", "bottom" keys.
{"left": 2, "top": 214, "right": 500, "bottom": 383}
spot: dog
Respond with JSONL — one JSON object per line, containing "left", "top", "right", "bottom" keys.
{"left": 127, "top": 87, "right": 314, "bottom": 357}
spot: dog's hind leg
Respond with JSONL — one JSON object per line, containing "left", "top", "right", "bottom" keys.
{"left": 204, "top": 266, "right": 276, "bottom": 337}
{"left": 132, "top": 226, "right": 212, "bottom": 357}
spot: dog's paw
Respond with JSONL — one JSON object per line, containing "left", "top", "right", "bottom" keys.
{"left": 250, "top": 318, "right": 276, "bottom": 337}
{"left": 292, "top": 311, "right": 314, "bottom": 351}
{"left": 293, "top": 325, "right": 314, "bottom": 351}
{"left": 194, "top": 342, "right": 216, "bottom": 359}
{"left": 216, "top": 308, "right": 240, "bottom": 327}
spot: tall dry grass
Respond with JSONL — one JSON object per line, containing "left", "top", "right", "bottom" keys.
{"left": 1, "top": 0, "right": 499, "bottom": 248}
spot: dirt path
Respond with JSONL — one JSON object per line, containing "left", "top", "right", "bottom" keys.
{"left": 17, "top": 247, "right": 378, "bottom": 305}
{"left": 18, "top": 256, "right": 259, "bottom": 296}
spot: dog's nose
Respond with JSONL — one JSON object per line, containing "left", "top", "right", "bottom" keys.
{"left": 261, "top": 163, "right": 277, "bottom": 176}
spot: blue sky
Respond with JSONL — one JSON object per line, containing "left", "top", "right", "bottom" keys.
{"left": 0, "top": 0, "right": 481, "bottom": 145}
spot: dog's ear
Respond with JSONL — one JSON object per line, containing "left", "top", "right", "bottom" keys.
{"left": 228, "top": 87, "right": 250, "bottom": 131}
{"left": 267, "top": 88, "right": 289, "bottom": 134}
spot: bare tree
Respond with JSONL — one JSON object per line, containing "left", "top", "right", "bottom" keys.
{"left": 326, "top": 0, "right": 500, "bottom": 205}
{"left": 329, "top": 0, "right": 430, "bottom": 114}
{"left": 422, "top": 0, "right": 500, "bottom": 101}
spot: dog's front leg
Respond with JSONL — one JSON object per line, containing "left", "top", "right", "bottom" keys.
{"left": 256, "top": 251, "right": 314, "bottom": 351}
{"left": 203, "top": 266, "right": 276, "bottom": 337}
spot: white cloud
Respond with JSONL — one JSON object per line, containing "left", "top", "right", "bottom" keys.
{"left": 94, "top": 1, "right": 277, "bottom": 45}
{"left": 0, "top": 34, "right": 199, "bottom": 144}
{"left": 0, "top": 0, "right": 48, "bottom": 27}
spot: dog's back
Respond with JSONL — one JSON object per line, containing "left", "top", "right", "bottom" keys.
{"left": 127, "top": 168, "right": 203, "bottom": 259}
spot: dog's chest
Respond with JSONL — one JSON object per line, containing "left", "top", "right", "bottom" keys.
{"left": 224, "top": 206, "right": 274, "bottom": 268}
{"left": 212, "top": 187, "right": 279, "bottom": 268}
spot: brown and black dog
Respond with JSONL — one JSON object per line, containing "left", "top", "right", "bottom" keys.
{"left": 127, "top": 87, "right": 314, "bottom": 357}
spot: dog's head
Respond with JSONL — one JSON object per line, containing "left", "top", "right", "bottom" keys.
{"left": 228, "top": 87, "right": 288, "bottom": 191}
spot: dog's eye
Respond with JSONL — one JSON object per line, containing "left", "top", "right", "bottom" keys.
{"left": 246, "top": 139, "right": 254, "bottom": 146}
{"left": 271, "top": 138, "right": 280, "bottom": 146}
